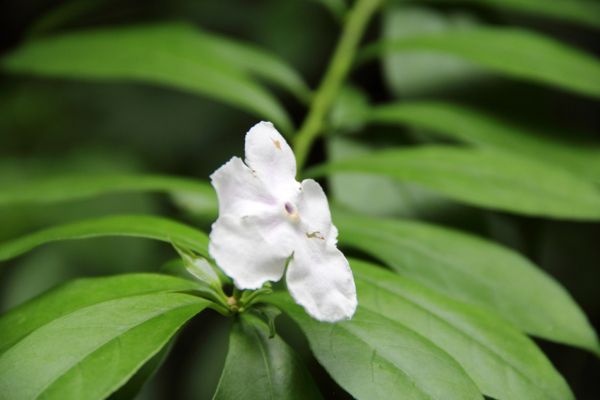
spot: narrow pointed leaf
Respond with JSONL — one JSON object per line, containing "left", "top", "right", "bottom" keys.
{"left": 361, "top": 27, "right": 600, "bottom": 98}
{"left": 2, "top": 23, "right": 294, "bottom": 132}
{"left": 268, "top": 293, "right": 483, "bottom": 400}
{"left": 0, "top": 215, "right": 209, "bottom": 262}
{"left": 191, "top": 28, "right": 311, "bottom": 101}
{"left": 213, "top": 314, "right": 322, "bottom": 400}
{"left": 380, "top": 6, "right": 481, "bottom": 98}
{"left": 368, "top": 101, "right": 600, "bottom": 182}
{"left": 352, "top": 258, "right": 573, "bottom": 400}
{"left": 335, "top": 212, "right": 599, "bottom": 353}
{"left": 0, "top": 174, "right": 216, "bottom": 214}
{"left": 0, "top": 275, "right": 210, "bottom": 399}
{"left": 309, "top": 146, "right": 600, "bottom": 220}
{"left": 0, "top": 273, "right": 201, "bottom": 354}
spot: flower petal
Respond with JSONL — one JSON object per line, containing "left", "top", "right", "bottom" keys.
{"left": 286, "top": 239, "right": 357, "bottom": 322}
{"left": 298, "top": 179, "right": 339, "bottom": 246}
{"left": 245, "top": 121, "right": 299, "bottom": 199}
{"left": 209, "top": 213, "right": 295, "bottom": 289}
{"left": 210, "top": 156, "right": 276, "bottom": 218}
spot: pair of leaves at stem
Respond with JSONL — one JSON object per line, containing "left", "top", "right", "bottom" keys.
{"left": 0, "top": 258, "right": 578, "bottom": 400}
{"left": 2, "top": 23, "right": 310, "bottom": 134}
{"left": 0, "top": 270, "right": 320, "bottom": 400}
{"left": 0, "top": 209, "right": 597, "bottom": 398}
{"left": 0, "top": 274, "right": 210, "bottom": 399}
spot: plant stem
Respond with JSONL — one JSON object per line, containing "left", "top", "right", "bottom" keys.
{"left": 294, "top": 0, "right": 381, "bottom": 171}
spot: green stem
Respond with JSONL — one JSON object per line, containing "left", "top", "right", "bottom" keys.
{"left": 294, "top": 0, "right": 381, "bottom": 171}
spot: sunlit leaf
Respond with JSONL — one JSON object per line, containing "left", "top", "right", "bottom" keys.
{"left": 368, "top": 101, "right": 600, "bottom": 182}
{"left": 334, "top": 212, "right": 600, "bottom": 353}
{"left": 0, "top": 273, "right": 201, "bottom": 354}
{"left": 362, "top": 27, "right": 600, "bottom": 98}
{"left": 213, "top": 314, "right": 322, "bottom": 399}
{"left": 269, "top": 293, "right": 483, "bottom": 400}
{"left": 352, "top": 258, "right": 573, "bottom": 399}
{"left": 2, "top": 23, "right": 295, "bottom": 132}
{"left": 109, "top": 338, "right": 173, "bottom": 400}
{"left": 310, "top": 146, "right": 600, "bottom": 220}
{"left": 0, "top": 274, "right": 209, "bottom": 399}
{"left": 0, "top": 215, "right": 209, "bottom": 262}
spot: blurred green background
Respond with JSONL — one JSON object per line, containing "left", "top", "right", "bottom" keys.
{"left": 1, "top": 0, "right": 599, "bottom": 398}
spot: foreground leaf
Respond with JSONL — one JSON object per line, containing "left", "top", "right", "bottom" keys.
{"left": 269, "top": 293, "right": 483, "bottom": 400}
{"left": 368, "top": 101, "right": 600, "bottom": 182}
{"left": 0, "top": 215, "right": 209, "bottom": 262}
{"left": 0, "top": 273, "right": 201, "bottom": 354}
{"left": 109, "top": 339, "right": 174, "bottom": 400}
{"left": 361, "top": 27, "right": 600, "bottom": 98}
{"left": 335, "top": 212, "right": 599, "bottom": 353}
{"left": 426, "top": 0, "right": 600, "bottom": 29}
{"left": 2, "top": 23, "right": 294, "bottom": 132}
{"left": 0, "top": 174, "right": 216, "bottom": 214}
{"left": 213, "top": 314, "right": 322, "bottom": 400}
{"left": 0, "top": 274, "right": 209, "bottom": 399}
{"left": 352, "top": 258, "right": 573, "bottom": 399}
{"left": 310, "top": 146, "right": 600, "bottom": 220}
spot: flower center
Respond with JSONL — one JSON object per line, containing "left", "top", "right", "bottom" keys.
{"left": 284, "top": 202, "right": 299, "bottom": 221}
{"left": 284, "top": 202, "right": 294, "bottom": 214}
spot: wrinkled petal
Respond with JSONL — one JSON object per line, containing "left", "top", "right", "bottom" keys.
{"left": 286, "top": 238, "right": 357, "bottom": 322}
{"left": 245, "top": 121, "right": 299, "bottom": 199}
{"left": 209, "top": 213, "right": 296, "bottom": 289}
{"left": 298, "top": 179, "right": 339, "bottom": 246}
{"left": 210, "top": 156, "right": 276, "bottom": 218}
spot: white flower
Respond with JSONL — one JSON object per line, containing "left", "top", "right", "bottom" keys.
{"left": 208, "top": 121, "right": 357, "bottom": 322}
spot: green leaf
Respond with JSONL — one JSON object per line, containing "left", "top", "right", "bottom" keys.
{"left": 0, "top": 215, "right": 209, "bottom": 262}
{"left": 309, "top": 146, "right": 600, "bottom": 220}
{"left": 109, "top": 338, "right": 173, "bottom": 400}
{"left": 425, "top": 0, "right": 600, "bottom": 30}
{"left": 329, "top": 85, "right": 370, "bottom": 133}
{"left": 327, "top": 136, "right": 463, "bottom": 217}
{"left": 368, "top": 101, "right": 600, "bottom": 182}
{"left": 190, "top": 27, "right": 311, "bottom": 102}
{"left": 361, "top": 27, "right": 600, "bottom": 99}
{"left": 334, "top": 212, "right": 600, "bottom": 353}
{"left": 0, "top": 174, "right": 216, "bottom": 214}
{"left": 381, "top": 6, "right": 482, "bottom": 97}
{"left": 2, "top": 23, "right": 294, "bottom": 132}
{"left": 0, "top": 273, "right": 201, "bottom": 354}
{"left": 0, "top": 274, "right": 209, "bottom": 399}
{"left": 268, "top": 293, "right": 483, "bottom": 400}
{"left": 213, "top": 314, "right": 322, "bottom": 400}
{"left": 352, "top": 258, "right": 573, "bottom": 399}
